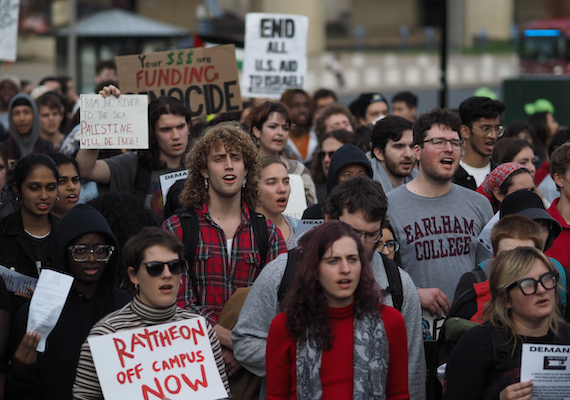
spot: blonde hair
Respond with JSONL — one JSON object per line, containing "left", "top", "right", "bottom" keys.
{"left": 483, "top": 247, "right": 563, "bottom": 350}
{"left": 180, "top": 122, "right": 261, "bottom": 209}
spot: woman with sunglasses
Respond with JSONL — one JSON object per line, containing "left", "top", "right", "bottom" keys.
{"left": 73, "top": 227, "right": 230, "bottom": 399}
{"left": 4, "top": 204, "right": 130, "bottom": 400}
{"left": 444, "top": 247, "right": 570, "bottom": 400}
{"left": 247, "top": 101, "right": 317, "bottom": 207}
{"left": 266, "top": 221, "right": 409, "bottom": 399}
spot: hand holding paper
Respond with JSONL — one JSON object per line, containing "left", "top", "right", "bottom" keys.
{"left": 12, "top": 331, "right": 40, "bottom": 378}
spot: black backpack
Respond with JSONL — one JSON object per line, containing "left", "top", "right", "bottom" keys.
{"left": 175, "top": 207, "right": 269, "bottom": 306}
{"left": 277, "top": 250, "right": 403, "bottom": 311}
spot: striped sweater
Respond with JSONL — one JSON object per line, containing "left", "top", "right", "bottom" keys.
{"left": 72, "top": 295, "right": 230, "bottom": 399}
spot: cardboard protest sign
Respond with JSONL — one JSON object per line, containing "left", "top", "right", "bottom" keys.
{"left": 283, "top": 174, "right": 307, "bottom": 220}
{"left": 88, "top": 317, "right": 228, "bottom": 400}
{"left": 79, "top": 94, "right": 149, "bottom": 149}
{"left": 0, "top": 0, "right": 20, "bottom": 61}
{"left": 116, "top": 44, "right": 242, "bottom": 118}
{"left": 242, "top": 13, "right": 309, "bottom": 99}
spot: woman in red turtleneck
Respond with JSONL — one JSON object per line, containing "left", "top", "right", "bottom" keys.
{"left": 266, "top": 221, "right": 409, "bottom": 400}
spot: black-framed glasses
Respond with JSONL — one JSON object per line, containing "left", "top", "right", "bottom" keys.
{"left": 422, "top": 138, "right": 463, "bottom": 150}
{"left": 378, "top": 240, "right": 400, "bottom": 253}
{"left": 68, "top": 244, "right": 115, "bottom": 262}
{"left": 471, "top": 125, "right": 505, "bottom": 138}
{"left": 142, "top": 259, "right": 187, "bottom": 277}
{"left": 507, "top": 271, "right": 559, "bottom": 296}
{"left": 352, "top": 228, "right": 382, "bottom": 243}
{"left": 318, "top": 150, "right": 335, "bottom": 160}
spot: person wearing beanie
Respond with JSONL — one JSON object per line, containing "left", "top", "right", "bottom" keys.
{"left": 349, "top": 92, "right": 389, "bottom": 126}
{"left": 302, "top": 144, "right": 373, "bottom": 219}
{"left": 2, "top": 93, "right": 53, "bottom": 161}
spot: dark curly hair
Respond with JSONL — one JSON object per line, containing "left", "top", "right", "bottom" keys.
{"left": 283, "top": 221, "right": 382, "bottom": 351}
{"left": 180, "top": 122, "right": 261, "bottom": 209}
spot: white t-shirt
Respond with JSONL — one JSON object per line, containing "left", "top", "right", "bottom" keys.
{"left": 460, "top": 160, "right": 491, "bottom": 188}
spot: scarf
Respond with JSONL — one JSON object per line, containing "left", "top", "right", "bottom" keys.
{"left": 296, "top": 309, "right": 388, "bottom": 400}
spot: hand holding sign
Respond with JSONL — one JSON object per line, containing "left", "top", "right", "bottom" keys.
{"left": 79, "top": 94, "right": 148, "bottom": 149}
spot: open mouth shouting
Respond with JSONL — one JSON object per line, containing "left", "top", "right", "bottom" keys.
{"left": 223, "top": 174, "right": 237, "bottom": 183}
{"left": 159, "top": 284, "right": 174, "bottom": 294}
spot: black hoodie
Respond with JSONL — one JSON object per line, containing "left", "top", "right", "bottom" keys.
{"left": 5, "top": 204, "right": 131, "bottom": 400}
{"left": 302, "top": 144, "right": 373, "bottom": 219}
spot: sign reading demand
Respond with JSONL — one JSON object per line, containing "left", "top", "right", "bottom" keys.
{"left": 116, "top": 44, "right": 242, "bottom": 118}
{"left": 242, "top": 13, "right": 309, "bottom": 99}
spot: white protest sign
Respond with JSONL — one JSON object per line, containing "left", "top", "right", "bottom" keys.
{"left": 79, "top": 94, "right": 148, "bottom": 149}
{"left": 88, "top": 317, "right": 228, "bottom": 400}
{"left": 0, "top": 0, "right": 20, "bottom": 62}
{"left": 27, "top": 269, "right": 74, "bottom": 353}
{"left": 283, "top": 174, "right": 307, "bottom": 220}
{"left": 242, "top": 13, "right": 308, "bottom": 99}
{"left": 295, "top": 219, "right": 323, "bottom": 241}
{"left": 521, "top": 343, "right": 570, "bottom": 399}
{"left": 159, "top": 169, "right": 188, "bottom": 200}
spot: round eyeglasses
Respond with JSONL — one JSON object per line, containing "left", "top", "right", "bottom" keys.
{"left": 470, "top": 125, "right": 505, "bottom": 138}
{"left": 352, "top": 228, "right": 382, "bottom": 243}
{"left": 377, "top": 240, "right": 400, "bottom": 253}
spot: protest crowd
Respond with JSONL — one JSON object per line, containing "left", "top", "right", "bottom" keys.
{"left": 1, "top": 52, "right": 570, "bottom": 400}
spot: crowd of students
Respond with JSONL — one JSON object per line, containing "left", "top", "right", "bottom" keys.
{"left": 0, "top": 59, "right": 569, "bottom": 400}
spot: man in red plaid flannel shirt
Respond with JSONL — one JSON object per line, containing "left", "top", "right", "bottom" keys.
{"left": 162, "top": 122, "right": 286, "bottom": 376}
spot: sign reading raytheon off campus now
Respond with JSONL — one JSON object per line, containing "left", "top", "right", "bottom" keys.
{"left": 116, "top": 44, "right": 242, "bottom": 117}
{"left": 242, "top": 13, "right": 309, "bottom": 99}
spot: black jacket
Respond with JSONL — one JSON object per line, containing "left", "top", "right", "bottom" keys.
{"left": 0, "top": 209, "right": 59, "bottom": 318}
{"left": 452, "top": 159, "right": 499, "bottom": 191}
{"left": 302, "top": 144, "right": 373, "bottom": 219}
{"left": 4, "top": 204, "right": 131, "bottom": 400}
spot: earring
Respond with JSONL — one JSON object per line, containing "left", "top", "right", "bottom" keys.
{"left": 134, "top": 284, "right": 139, "bottom": 291}
{"left": 15, "top": 196, "right": 20, "bottom": 202}
{"left": 242, "top": 178, "right": 247, "bottom": 188}
{"left": 204, "top": 178, "right": 209, "bottom": 189}
{"left": 56, "top": 196, "right": 60, "bottom": 202}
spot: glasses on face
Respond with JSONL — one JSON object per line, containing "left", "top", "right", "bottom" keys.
{"left": 318, "top": 151, "right": 335, "bottom": 160}
{"left": 68, "top": 244, "right": 114, "bottom": 262}
{"left": 353, "top": 228, "right": 382, "bottom": 243}
{"left": 507, "top": 270, "right": 559, "bottom": 296}
{"left": 422, "top": 138, "right": 463, "bottom": 150}
{"left": 142, "top": 259, "right": 187, "bottom": 277}
{"left": 470, "top": 125, "right": 505, "bottom": 138}
{"left": 378, "top": 240, "right": 400, "bottom": 253}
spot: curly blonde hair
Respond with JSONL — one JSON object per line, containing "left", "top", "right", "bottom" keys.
{"left": 483, "top": 247, "right": 563, "bottom": 352}
{"left": 180, "top": 122, "right": 261, "bottom": 209}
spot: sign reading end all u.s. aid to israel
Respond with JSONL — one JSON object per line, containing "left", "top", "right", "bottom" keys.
{"left": 242, "top": 13, "right": 309, "bottom": 99}
{"left": 88, "top": 317, "right": 228, "bottom": 400}
{"left": 116, "top": 44, "right": 242, "bottom": 118}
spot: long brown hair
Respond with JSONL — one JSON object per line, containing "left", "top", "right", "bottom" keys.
{"left": 284, "top": 221, "right": 382, "bottom": 350}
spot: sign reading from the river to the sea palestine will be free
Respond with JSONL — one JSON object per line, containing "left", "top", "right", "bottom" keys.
{"left": 116, "top": 44, "right": 242, "bottom": 118}
{"left": 242, "top": 13, "right": 309, "bottom": 99}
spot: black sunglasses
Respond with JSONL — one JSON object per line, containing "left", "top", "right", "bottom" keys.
{"left": 318, "top": 151, "right": 335, "bottom": 160}
{"left": 141, "top": 259, "right": 187, "bottom": 277}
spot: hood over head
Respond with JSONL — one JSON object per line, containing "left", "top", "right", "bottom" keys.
{"left": 52, "top": 204, "right": 120, "bottom": 285}
{"left": 8, "top": 93, "right": 41, "bottom": 158}
{"left": 326, "top": 143, "right": 373, "bottom": 195}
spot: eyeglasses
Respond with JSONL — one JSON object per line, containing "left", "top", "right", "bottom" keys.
{"left": 68, "top": 244, "right": 114, "bottom": 262}
{"left": 352, "top": 228, "right": 382, "bottom": 243}
{"left": 377, "top": 240, "right": 400, "bottom": 253}
{"left": 507, "top": 271, "right": 559, "bottom": 296}
{"left": 422, "top": 138, "right": 463, "bottom": 150}
{"left": 141, "top": 259, "right": 187, "bottom": 277}
{"left": 470, "top": 125, "right": 505, "bottom": 138}
{"left": 318, "top": 151, "right": 335, "bottom": 160}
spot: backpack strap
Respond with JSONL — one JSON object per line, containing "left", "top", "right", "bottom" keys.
{"left": 278, "top": 249, "right": 298, "bottom": 309}
{"left": 473, "top": 264, "right": 488, "bottom": 284}
{"left": 381, "top": 253, "right": 403, "bottom": 312}
{"left": 250, "top": 212, "right": 269, "bottom": 268}
{"left": 176, "top": 207, "right": 202, "bottom": 306}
